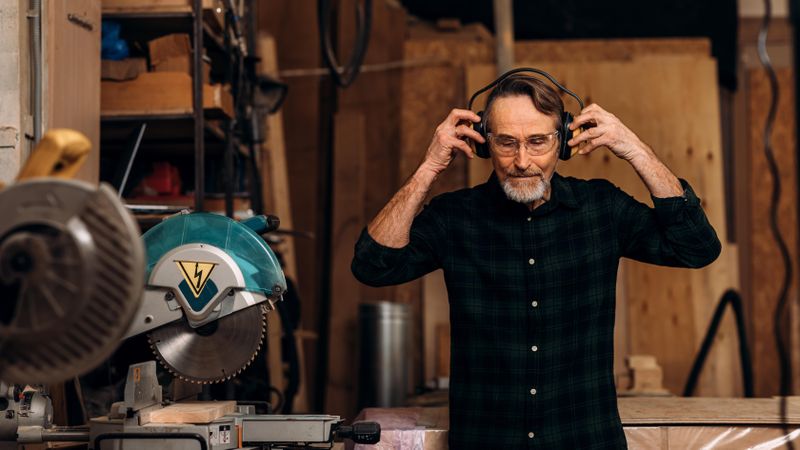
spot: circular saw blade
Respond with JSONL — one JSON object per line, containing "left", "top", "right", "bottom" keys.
{"left": 0, "top": 180, "right": 144, "bottom": 384}
{"left": 148, "top": 305, "right": 267, "bottom": 384}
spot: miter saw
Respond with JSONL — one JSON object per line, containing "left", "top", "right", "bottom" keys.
{"left": 0, "top": 130, "right": 379, "bottom": 448}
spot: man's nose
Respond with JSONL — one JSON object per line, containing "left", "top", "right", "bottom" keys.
{"left": 514, "top": 148, "right": 532, "bottom": 170}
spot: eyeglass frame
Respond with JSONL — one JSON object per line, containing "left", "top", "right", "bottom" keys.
{"left": 485, "top": 130, "right": 561, "bottom": 157}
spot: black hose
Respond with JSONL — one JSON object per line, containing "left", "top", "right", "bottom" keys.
{"left": 682, "top": 289, "right": 754, "bottom": 397}
{"left": 758, "top": 0, "right": 795, "bottom": 445}
{"left": 318, "top": 0, "right": 373, "bottom": 88}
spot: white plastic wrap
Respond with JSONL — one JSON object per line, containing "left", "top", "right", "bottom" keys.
{"left": 348, "top": 407, "right": 448, "bottom": 450}
{"left": 625, "top": 426, "right": 800, "bottom": 449}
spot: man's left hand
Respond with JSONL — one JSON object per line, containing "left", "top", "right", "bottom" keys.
{"left": 567, "top": 104, "right": 648, "bottom": 162}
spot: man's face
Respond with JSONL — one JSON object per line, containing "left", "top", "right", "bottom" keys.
{"left": 488, "top": 95, "right": 560, "bottom": 205}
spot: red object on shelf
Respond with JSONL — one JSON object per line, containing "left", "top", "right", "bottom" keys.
{"left": 135, "top": 162, "right": 182, "bottom": 196}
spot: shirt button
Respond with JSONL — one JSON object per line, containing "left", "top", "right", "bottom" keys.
{"left": 528, "top": 432, "right": 535, "bottom": 439}
{"left": 531, "top": 300, "right": 538, "bottom": 308}
{"left": 528, "top": 258, "right": 535, "bottom": 265}
{"left": 527, "top": 216, "right": 532, "bottom": 222}
{"left": 530, "top": 388, "right": 537, "bottom": 395}
{"left": 531, "top": 345, "right": 538, "bottom": 352}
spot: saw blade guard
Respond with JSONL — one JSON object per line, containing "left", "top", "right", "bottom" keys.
{"left": 142, "top": 212, "right": 287, "bottom": 298}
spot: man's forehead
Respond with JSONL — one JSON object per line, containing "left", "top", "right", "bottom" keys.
{"left": 489, "top": 96, "right": 557, "bottom": 132}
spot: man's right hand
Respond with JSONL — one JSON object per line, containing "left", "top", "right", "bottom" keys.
{"left": 420, "top": 109, "right": 484, "bottom": 175}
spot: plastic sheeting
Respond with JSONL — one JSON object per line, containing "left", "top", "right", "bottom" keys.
{"left": 350, "top": 407, "right": 800, "bottom": 449}
{"left": 349, "top": 407, "right": 448, "bottom": 450}
{"left": 626, "top": 426, "right": 800, "bottom": 449}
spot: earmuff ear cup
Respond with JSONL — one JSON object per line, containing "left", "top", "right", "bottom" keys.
{"left": 473, "top": 111, "right": 491, "bottom": 159}
{"left": 559, "top": 112, "right": 574, "bottom": 161}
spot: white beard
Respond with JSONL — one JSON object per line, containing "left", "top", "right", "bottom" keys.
{"left": 501, "top": 175, "right": 550, "bottom": 204}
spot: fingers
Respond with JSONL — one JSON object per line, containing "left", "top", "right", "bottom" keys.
{"left": 445, "top": 137, "right": 475, "bottom": 159}
{"left": 568, "top": 125, "right": 609, "bottom": 155}
{"left": 570, "top": 104, "right": 613, "bottom": 131}
{"left": 568, "top": 125, "right": 602, "bottom": 147}
{"left": 570, "top": 110, "right": 601, "bottom": 130}
{"left": 446, "top": 108, "right": 482, "bottom": 125}
{"left": 455, "top": 124, "right": 485, "bottom": 143}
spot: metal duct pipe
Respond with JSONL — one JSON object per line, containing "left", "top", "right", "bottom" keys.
{"left": 493, "top": 0, "right": 515, "bottom": 74}
{"left": 28, "top": 0, "right": 42, "bottom": 143}
{"left": 358, "top": 302, "right": 410, "bottom": 409}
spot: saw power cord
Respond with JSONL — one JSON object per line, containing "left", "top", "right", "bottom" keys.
{"left": 759, "top": 0, "right": 796, "bottom": 444}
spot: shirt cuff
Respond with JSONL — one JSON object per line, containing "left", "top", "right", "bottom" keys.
{"left": 354, "top": 227, "right": 408, "bottom": 268}
{"left": 650, "top": 179, "right": 701, "bottom": 225}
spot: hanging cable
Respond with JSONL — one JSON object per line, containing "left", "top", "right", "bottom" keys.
{"left": 759, "top": 0, "right": 795, "bottom": 444}
{"left": 318, "top": 0, "right": 373, "bottom": 88}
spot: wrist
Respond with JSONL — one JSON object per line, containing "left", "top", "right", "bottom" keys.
{"left": 415, "top": 162, "right": 442, "bottom": 183}
{"left": 624, "top": 141, "right": 656, "bottom": 165}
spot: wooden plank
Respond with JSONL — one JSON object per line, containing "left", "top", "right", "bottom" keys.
{"left": 45, "top": 0, "right": 101, "bottom": 184}
{"left": 145, "top": 401, "right": 236, "bottom": 424}
{"left": 101, "top": 0, "right": 191, "bottom": 11}
{"left": 744, "top": 67, "right": 800, "bottom": 396}
{"left": 465, "top": 56, "right": 741, "bottom": 397}
{"left": 337, "top": 0, "right": 422, "bottom": 398}
{"left": 423, "top": 270, "right": 449, "bottom": 384}
{"left": 435, "top": 323, "right": 450, "bottom": 378}
{"left": 257, "top": 0, "right": 322, "bottom": 412}
{"left": 255, "top": 33, "right": 306, "bottom": 412}
{"left": 101, "top": 73, "right": 234, "bottom": 118}
{"left": 515, "top": 38, "right": 710, "bottom": 63}
{"left": 619, "top": 397, "right": 800, "bottom": 425}
{"left": 325, "top": 111, "right": 366, "bottom": 418}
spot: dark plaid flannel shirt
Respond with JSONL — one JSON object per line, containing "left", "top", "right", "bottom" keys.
{"left": 351, "top": 172, "right": 721, "bottom": 449}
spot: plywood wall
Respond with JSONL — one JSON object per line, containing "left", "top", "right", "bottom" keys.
{"left": 45, "top": 0, "right": 101, "bottom": 184}
{"left": 465, "top": 52, "right": 742, "bottom": 396}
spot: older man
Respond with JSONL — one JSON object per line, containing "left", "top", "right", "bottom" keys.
{"left": 351, "top": 75, "right": 721, "bottom": 449}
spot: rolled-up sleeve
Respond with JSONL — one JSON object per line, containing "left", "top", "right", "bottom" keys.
{"left": 351, "top": 198, "right": 447, "bottom": 287}
{"left": 615, "top": 179, "right": 722, "bottom": 268}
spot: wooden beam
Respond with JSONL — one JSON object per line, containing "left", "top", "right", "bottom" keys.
{"left": 257, "top": 0, "right": 322, "bottom": 411}
{"left": 325, "top": 110, "right": 366, "bottom": 418}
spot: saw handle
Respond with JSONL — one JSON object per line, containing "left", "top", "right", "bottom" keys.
{"left": 242, "top": 215, "right": 280, "bottom": 234}
{"left": 16, "top": 129, "right": 91, "bottom": 181}
{"left": 335, "top": 421, "right": 381, "bottom": 445}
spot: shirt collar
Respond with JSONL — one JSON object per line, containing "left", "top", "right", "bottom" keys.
{"left": 484, "top": 171, "right": 581, "bottom": 213}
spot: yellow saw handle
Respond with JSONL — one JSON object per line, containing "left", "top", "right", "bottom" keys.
{"left": 16, "top": 129, "right": 91, "bottom": 181}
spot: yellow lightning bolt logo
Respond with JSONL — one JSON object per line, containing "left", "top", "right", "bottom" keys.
{"left": 175, "top": 260, "right": 218, "bottom": 298}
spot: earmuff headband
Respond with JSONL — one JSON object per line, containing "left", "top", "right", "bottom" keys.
{"left": 467, "top": 67, "right": 585, "bottom": 112}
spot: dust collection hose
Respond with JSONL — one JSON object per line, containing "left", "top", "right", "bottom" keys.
{"left": 758, "top": 0, "right": 795, "bottom": 445}
{"left": 318, "top": 0, "right": 372, "bottom": 88}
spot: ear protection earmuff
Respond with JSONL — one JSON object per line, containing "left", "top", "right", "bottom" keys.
{"left": 468, "top": 68, "right": 585, "bottom": 161}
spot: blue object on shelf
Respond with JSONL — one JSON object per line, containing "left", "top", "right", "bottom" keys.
{"left": 101, "top": 20, "right": 129, "bottom": 60}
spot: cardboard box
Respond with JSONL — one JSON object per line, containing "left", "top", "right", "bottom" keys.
{"left": 101, "top": 58, "right": 147, "bottom": 81}
{"left": 148, "top": 33, "right": 212, "bottom": 80}
{"left": 101, "top": 72, "right": 233, "bottom": 117}
{"left": 149, "top": 34, "right": 190, "bottom": 71}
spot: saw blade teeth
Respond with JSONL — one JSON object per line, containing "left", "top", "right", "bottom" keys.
{"left": 147, "top": 305, "right": 268, "bottom": 385}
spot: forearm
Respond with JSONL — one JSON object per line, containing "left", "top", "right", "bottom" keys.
{"left": 626, "top": 142, "right": 684, "bottom": 198}
{"left": 367, "top": 164, "right": 439, "bottom": 248}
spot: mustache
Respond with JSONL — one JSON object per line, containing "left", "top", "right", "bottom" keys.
{"left": 506, "top": 169, "right": 543, "bottom": 178}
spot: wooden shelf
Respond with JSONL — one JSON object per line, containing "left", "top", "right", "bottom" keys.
{"left": 100, "top": 118, "right": 249, "bottom": 157}
{"left": 102, "top": 7, "right": 193, "bottom": 18}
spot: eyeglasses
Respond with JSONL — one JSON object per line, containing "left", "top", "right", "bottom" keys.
{"left": 486, "top": 130, "right": 560, "bottom": 157}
